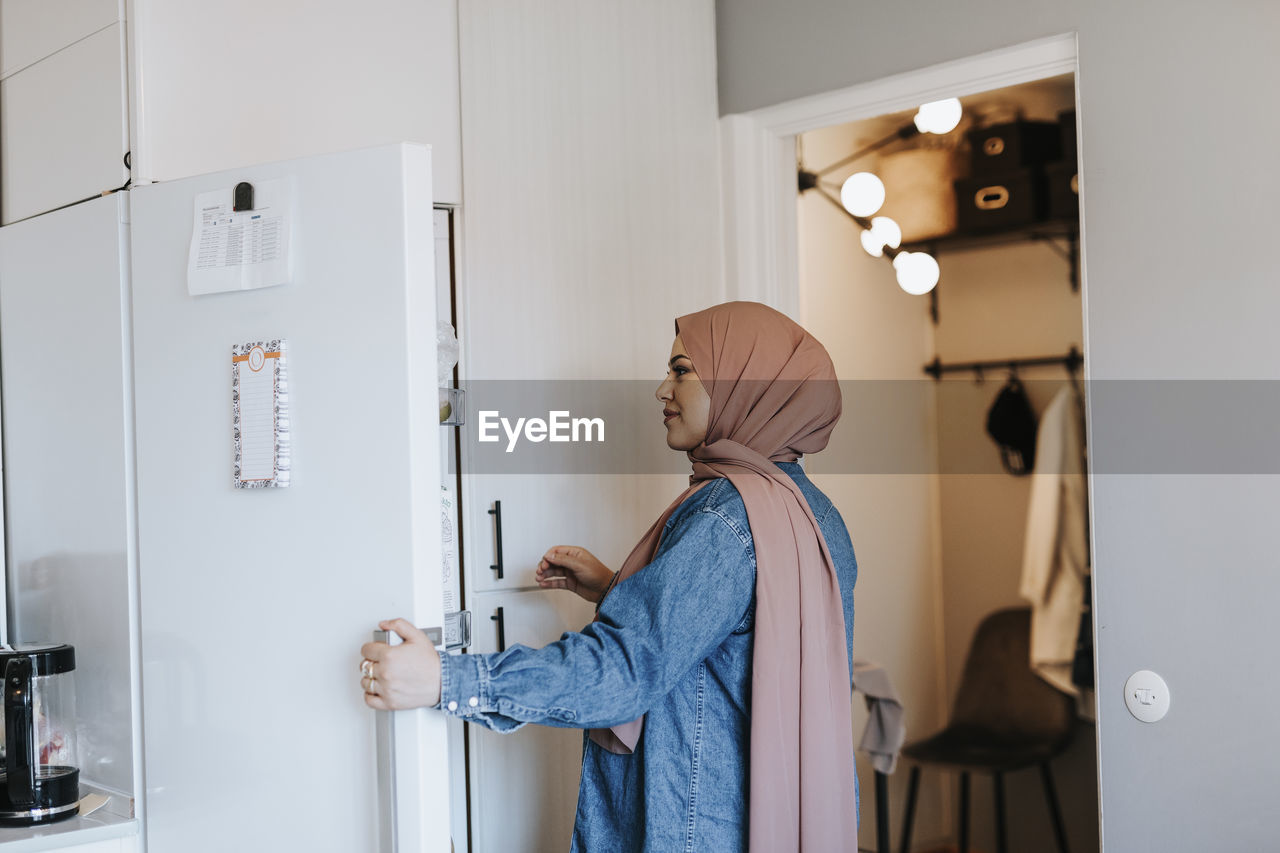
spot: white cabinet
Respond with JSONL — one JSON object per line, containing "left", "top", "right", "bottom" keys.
{"left": 0, "top": 4, "right": 128, "bottom": 223}
{"left": 0, "top": 0, "right": 117, "bottom": 77}
{"left": 41, "top": 834, "right": 138, "bottom": 853}
{"left": 466, "top": 588, "right": 595, "bottom": 853}
{"left": 128, "top": 0, "right": 462, "bottom": 203}
{"left": 452, "top": 1, "right": 723, "bottom": 849}
{"left": 0, "top": 1, "right": 463, "bottom": 221}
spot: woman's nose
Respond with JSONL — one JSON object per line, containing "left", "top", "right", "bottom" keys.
{"left": 655, "top": 378, "right": 672, "bottom": 401}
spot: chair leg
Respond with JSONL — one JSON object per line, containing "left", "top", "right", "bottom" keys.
{"left": 875, "top": 770, "right": 890, "bottom": 853}
{"left": 898, "top": 765, "right": 920, "bottom": 853}
{"left": 993, "top": 771, "right": 1008, "bottom": 853}
{"left": 958, "top": 771, "right": 970, "bottom": 853}
{"left": 1039, "top": 761, "right": 1070, "bottom": 853}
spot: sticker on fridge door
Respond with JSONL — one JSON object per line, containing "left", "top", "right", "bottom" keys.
{"left": 188, "top": 178, "right": 294, "bottom": 296}
{"left": 232, "top": 339, "right": 290, "bottom": 489}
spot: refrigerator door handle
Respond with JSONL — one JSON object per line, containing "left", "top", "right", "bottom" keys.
{"left": 372, "top": 629, "right": 398, "bottom": 853}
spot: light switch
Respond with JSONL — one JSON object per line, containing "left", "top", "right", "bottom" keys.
{"left": 1124, "top": 670, "right": 1170, "bottom": 723}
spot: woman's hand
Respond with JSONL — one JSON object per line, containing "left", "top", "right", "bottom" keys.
{"left": 535, "top": 546, "right": 615, "bottom": 604}
{"left": 360, "top": 619, "right": 441, "bottom": 711}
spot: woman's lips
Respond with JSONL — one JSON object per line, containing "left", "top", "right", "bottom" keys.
{"left": 663, "top": 410, "right": 678, "bottom": 423}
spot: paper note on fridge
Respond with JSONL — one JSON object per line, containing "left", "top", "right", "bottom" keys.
{"left": 233, "top": 339, "right": 291, "bottom": 489}
{"left": 188, "top": 179, "right": 293, "bottom": 295}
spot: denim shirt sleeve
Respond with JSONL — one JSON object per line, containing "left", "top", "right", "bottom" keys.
{"left": 436, "top": 504, "right": 755, "bottom": 732}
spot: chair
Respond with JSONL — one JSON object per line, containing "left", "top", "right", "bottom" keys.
{"left": 897, "top": 607, "right": 1074, "bottom": 853}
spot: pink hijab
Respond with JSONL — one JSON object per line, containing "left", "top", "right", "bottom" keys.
{"left": 589, "top": 301, "right": 858, "bottom": 851}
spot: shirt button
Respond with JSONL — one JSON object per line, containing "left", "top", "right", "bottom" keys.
{"left": 468, "top": 696, "right": 479, "bottom": 707}
{"left": 447, "top": 701, "right": 458, "bottom": 711}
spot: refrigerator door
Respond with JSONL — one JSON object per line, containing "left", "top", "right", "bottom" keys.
{"left": 129, "top": 144, "right": 450, "bottom": 852}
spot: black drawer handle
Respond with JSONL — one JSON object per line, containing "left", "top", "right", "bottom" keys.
{"left": 488, "top": 500, "right": 504, "bottom": 579}
{"left": 490, "top": 607, "right": 506, "bottom": 653}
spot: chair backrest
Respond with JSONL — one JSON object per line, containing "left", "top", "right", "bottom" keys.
{"left": 950, "top": 607, "right": 1075, "bottom": 743}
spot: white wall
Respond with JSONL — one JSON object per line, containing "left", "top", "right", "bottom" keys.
{"left": 717, "top": 2, "right": 1280, "bottom": 848}
{"left": 797, "top": 118, "right": 950, "bottom": 849}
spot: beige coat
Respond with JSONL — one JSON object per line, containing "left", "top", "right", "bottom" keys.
{"left": 1020, "top": 385, "right": 1089, "bottom": 699}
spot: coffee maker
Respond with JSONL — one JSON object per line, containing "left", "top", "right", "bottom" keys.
{"left": 0, "top": 644, "right": 79, "bottom": 825}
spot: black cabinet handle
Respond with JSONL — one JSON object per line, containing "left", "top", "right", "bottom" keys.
{"left": 490, "top": 607, "right": 506, "bottom": 653}
{"left": 488, "top": 500, "right": 504, "bottom": 579}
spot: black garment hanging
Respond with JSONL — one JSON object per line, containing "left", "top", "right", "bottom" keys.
{"left": 985, "top": 374, "right": 1039, "bottom": 475}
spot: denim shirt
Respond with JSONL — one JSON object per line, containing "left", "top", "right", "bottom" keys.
{"left": 437, "top": 461, "right": 858, "bottom": 851}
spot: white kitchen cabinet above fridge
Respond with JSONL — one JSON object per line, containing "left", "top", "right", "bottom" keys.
{"left": 127, "top": 0, "right": 462, "bottom": 203}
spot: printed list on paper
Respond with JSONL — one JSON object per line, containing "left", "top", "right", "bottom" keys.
{"left": 189, "top": 178, "right": 293, "bottom": 296}
{"left": 233, "top": 340, "right": 290, "bottom": 489}
{"left": 238, "top": 353, "right": 276, "bottom": 482}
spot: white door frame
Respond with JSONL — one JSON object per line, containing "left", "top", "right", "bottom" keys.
{"left": 718, "top": 32, "right": 1079, "bottom": 317}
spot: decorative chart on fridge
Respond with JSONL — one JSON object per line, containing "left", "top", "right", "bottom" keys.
{"left": 232, "top": 339, "right": 291, "bottom": 488}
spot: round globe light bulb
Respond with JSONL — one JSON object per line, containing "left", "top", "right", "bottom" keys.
{"left": 859, "top": 216, "right": 902, "bottom": 257}
{"left": 870, "top": 216, "right": 902, "bottom": 249}
{"left": 893, "top": 251, "right": 940, "bottom": 295}
{"left": 860, "top": 230, "right": 884, "bottom": 258}
{"left": 913, "top": 98, "right": 963, "bottom": 134}
{"left": 840, "top": 172, "right": 885, "bottom": 217}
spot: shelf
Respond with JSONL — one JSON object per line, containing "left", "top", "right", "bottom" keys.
{"left": 900, "top": 218, "right": 1078, "bottom": 254}
{"left": 905, "top": 217, "right": 1080, "bottom": 325}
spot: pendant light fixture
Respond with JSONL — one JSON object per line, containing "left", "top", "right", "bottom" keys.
{"left": 798, "top": 97, "right": 962, "bottom": 295}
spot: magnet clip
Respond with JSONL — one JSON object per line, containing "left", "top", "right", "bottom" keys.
{"left": 233, "top": 181, "right": 254, "bottom": 212}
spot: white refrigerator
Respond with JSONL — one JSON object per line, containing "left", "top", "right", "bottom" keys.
{"left": 1, "top": 144, "right": 455, "bottom": 851}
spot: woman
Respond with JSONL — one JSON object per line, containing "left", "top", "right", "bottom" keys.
{"left": 361, "top": 301, "right": 860, "bottom": 852}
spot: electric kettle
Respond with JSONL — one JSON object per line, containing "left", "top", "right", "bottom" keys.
{"left": 0, "top": 644, "right": 79, "bottom": 825}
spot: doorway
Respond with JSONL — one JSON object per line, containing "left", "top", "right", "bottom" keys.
{"left": 720, "top": 33, "right": 1099, "bottom": 853}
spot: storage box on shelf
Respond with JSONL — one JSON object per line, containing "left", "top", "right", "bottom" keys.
{"left": 953, "top": 167, "right": 1050, "bottom": 234}
{"left": 966, "top": 119, "right": 1062, "bottom": 175}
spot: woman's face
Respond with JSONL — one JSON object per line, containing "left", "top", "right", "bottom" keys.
{"left": 655, "top": 333, "right": 711, "bottom": 451}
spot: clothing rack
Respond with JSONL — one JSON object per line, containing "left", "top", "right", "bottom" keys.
{"left": 927, "top": 342, "right": 1097, "bottom": 693}
{"left": 922, "top": 346, "right": 1083, "bottom": 380}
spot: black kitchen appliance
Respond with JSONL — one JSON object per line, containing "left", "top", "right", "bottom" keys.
{"left": 0, "top": 644, "right": 79, "bottom": 825}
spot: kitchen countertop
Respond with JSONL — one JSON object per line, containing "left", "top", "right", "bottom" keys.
{"left": 0, "top": 790, "right": 137, "bottom": 851}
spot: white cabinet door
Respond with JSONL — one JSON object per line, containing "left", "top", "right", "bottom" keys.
{"left": 0, "top": 0, "right": 118, "bottom": 77}
{"left": 128, "top": 0, "right": 462, "bottom": 204}
{"left": 46, "top": 834, "right": 139, "bottom": 853}
{"left": 0, "top": 20, "right": 128, "bottom": 223}
{"left": 465, "top": 587, "right": 594, "bottom": 853}
{"left": 453, "top": 1, "right": 722, "bottom": 848}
